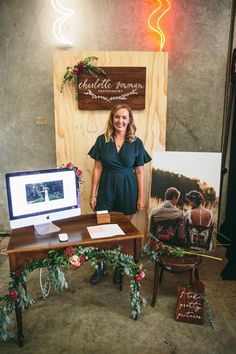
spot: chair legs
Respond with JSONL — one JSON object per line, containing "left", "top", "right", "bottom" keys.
{"left": 188, "top": 267, "right": 201, "bottom": 285}
{"left": 159, "top": 267, "right": 164, "bottom": 283}
{"left": 195, "top": 267, "right": 200, "bottom": 281}
{"left": 189, "top": 267, "right": 200, "bottom": 284}
{"left": 189, "top": 269, "right": 193, "bottom": 285}
{"left": 151, "top": 262, "right": 160, "bottom": 307}
{"left": 152, "top": 263, "right": 201, "bottom": 307}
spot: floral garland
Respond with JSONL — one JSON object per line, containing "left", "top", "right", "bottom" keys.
{"left": 0, "top": 246, "right": 145, "bottom": 342}
{"left": 60, "top": 56, "right": 106, "bottom": 97}
{"left": 60, "top": 162, "right": 83, "bottom": 186}
{"left": 144, "top": 234, "right": 216, "bottom": 329}
{"left": 0, "top": 232, "right": 218, "bottom": 341}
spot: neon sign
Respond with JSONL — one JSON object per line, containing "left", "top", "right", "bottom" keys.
{"left": 50, "top": 0, "right": 74, "bottom": 46}
{"left": 148, "top": 0, "right": 171, "bottom": 51}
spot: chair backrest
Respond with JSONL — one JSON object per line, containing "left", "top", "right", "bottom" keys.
{"left": 150, "top": 215, "right": 179, "bottom": 244}
{"left": 186, "top": 223, "right": 213, "bottom": 251}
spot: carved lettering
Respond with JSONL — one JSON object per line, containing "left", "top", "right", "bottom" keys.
{"left": 78, "top": 78, "right": 112, "bottom": 90}
{"left": 115, "top": 81, "right": 145, "bottom": 90}
{"left": 77, "top": 67, "right": 146, "bottom": 110}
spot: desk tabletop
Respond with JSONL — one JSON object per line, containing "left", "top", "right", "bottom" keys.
{"left": 7, "top": 212, "right": 143, "bottom": 254}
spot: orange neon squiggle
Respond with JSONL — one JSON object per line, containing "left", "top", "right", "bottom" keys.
{"left": 148, "top": 0, "right": 171, "bottom": 51}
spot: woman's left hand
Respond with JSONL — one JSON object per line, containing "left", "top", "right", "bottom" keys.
{"left": 137, "top": 197, "right": 144, "bottom": 212}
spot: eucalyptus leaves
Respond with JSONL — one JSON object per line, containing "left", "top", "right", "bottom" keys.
{"left": 60, "top": 56, "right": 106, "bottom": 97}
{"left": 0, "top": 246, "right": 145, "bottom": 342}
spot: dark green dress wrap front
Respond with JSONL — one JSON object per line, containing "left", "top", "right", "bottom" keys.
{"left": 88, "top": 134, "right": 152, "bottom": 215}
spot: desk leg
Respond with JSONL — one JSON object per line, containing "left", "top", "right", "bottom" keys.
{"left": 15, "top": 304, "right": 24, "bottom": 347}
{"left": 133, "top": 239, "right": 141, "bottom": 321}
{"left": 119, "top": 272, "right": 123, "bottom": 291}
{"left": 151, "top": 262, "right": 160, "bottom": 307}
{"left": 133, "top": 239, "right": 141, "bottom": 262}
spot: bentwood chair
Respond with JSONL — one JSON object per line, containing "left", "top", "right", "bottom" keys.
{"left": 150, "top": 216, "right": 202, "bottom": 307}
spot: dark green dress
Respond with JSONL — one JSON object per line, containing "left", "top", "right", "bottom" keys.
{"left": 88, "top": 134, "right": 152, "bottom": 215}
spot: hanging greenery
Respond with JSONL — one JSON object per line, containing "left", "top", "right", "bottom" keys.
{"left": 0, "top": 246, "right": 145, "bottom": 342}
{"left": 60, "top": 56, "right": 106, "bottom": 98}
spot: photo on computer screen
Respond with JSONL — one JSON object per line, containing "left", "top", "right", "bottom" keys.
{"left": 149, "top": 151, "right": 222, "bottom": 251}
{"left": 5, "top": 168, "right": 81, "bottom": 230}
{"left": 25, "top": 180, "right": 64, "bottom": 204}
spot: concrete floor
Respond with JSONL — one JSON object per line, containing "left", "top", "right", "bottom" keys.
{"left": 0, "top": 236, "right": 236, "bottom": 354}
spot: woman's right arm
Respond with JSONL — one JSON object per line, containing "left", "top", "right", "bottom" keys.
{"left": 89, "top": 160, "right": 103, "bottom": 210}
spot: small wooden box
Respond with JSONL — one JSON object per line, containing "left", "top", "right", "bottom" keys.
{"left": 96, "top": 213, "right": 111, "bottom": 224}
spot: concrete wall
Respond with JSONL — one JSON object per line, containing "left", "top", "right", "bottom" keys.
{"left": 0, "top": 0, "right": 233, "bottom": 231}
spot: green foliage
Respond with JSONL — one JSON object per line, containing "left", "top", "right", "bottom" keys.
{"left": 0, "top": 307, "right": 14, "bottom": 341}
{"left": 0, "top": 246, "right": 145, "bottom": 342}
{"left": 48, "top": 266, "right": 68, "bottom": 293}
{"left": 60, "top": 56, "right": 106, "bottom": 95}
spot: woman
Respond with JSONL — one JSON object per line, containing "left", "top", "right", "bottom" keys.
{"left": 185, "top": 190, "right": 214, "bottom": 250}
{"left": 88, "top": 103, "right": 151, "bottom": 284}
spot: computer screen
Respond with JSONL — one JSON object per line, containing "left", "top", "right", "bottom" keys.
{"left": 5, "top": 168, "right": 81, "bottom": 235}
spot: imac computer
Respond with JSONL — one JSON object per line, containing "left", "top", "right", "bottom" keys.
{"left": 5, "top": 168, "right": 81, "bottom": 235}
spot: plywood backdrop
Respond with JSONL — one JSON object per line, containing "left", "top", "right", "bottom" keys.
{"left": 53, "top": 51, "right": 168, "bottom": 236}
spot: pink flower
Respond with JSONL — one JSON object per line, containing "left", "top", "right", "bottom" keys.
{"left": 63, "top": 247, "right": 76, "bottom": 257}
{"left": 156, "top": 242, "right": 164, "bottom": 249}
{"left": 79, "top": 254, "right": 86, "bottom": 264}
{"left": 75, "top": 168, "right": 82, "bottom": 176}
{"left": 139, "top": 271, "right": 145, "bottom": 279}
{"left": 66, "top": 162, "right": 74, "bottom": 170}
{"left": 135, "top": 271, "right": 145, "bottom": 282}
{"left": 69, "top": 255, "right": 81, "bottom": 268}
{"left": 150, "top": 241, "right": 156, "bottom": 250}
{"left": 73, "top": 67, "right": 79, "bottom": 74}
{"left": 78, "top": 61, "right": 84, "bottom": 71}
{"left": 9, "top": 290, "right": 18, "bottom": 302}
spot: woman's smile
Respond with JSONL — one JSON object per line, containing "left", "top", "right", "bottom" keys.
{"left": 113, "top": 108, "right": 130, "bottom": 132}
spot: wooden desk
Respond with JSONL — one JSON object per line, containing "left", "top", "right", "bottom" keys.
{"left": 7, "top": 212, "right": 144, "bottom": 346}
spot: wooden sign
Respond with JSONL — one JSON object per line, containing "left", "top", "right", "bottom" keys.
{"left": 176, "top": 286, "right": 204, "bottom": 325}
{"left": 77, "top": 67, "right": 146, "bottom": 110}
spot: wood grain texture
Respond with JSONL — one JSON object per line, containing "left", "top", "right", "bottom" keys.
{"left": 53, "top": 51, "right": 168, "bottom": 236}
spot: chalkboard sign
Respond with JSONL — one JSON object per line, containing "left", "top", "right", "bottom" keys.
{"left": 176, "top": 286, "right": 204, "bottom": 325}
{"left": 77, "top": 67, "right": 146, "bottom": 110}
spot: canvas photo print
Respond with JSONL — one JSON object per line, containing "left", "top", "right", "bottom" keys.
{"left": 149, "top": 151, "right": 222, "bottom": 251}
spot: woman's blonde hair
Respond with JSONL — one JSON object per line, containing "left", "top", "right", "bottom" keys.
{"left": 104, "top": 104, "right": 137, "bottom": 143}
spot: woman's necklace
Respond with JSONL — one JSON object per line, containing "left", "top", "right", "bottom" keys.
{"left": 114, "top": 135, "right": 125, "bottom": 150}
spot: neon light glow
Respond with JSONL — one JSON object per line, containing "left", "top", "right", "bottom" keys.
{"left": 148, "top": 0, "right": 171, "bottom": 51}
{"left": 50, "top": 0, "right": 74, "bottom": 46}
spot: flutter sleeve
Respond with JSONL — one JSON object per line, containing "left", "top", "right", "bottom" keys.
{"left": 134, "top": 138, "right": 152, "bottom": 166}
{"left": 88, "top": 135, "right": 104, "bottom": 160}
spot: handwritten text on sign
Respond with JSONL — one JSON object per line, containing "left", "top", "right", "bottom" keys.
{"left": 77, "top": 67, "right": 146, "bottom": 110}
{"left": 176, "top": 287, "right": 204, "bottom": 325}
